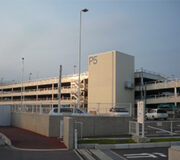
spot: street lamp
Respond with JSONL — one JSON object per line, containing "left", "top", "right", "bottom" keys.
{"left": 73, "top": 65, "right": 77, "bottom": 74}
{"left": 21, "top": 57, "right": 24, "bottom": 107}
{"left": 78, "top": 8, "right": 88, "bottom": 109}
{"left": 29, "top": 72, "right": 32, "bottom": 81}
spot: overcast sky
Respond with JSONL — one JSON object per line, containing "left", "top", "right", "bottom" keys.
{"left": 0, "top": 0, "right": 180, "bottom": 82}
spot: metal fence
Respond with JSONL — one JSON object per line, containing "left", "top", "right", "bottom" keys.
{"left": 87, "top": 102, "right": 132, "bottom": 116}
{"left": 10, "top": 102, "right": 132, "bottom": 117}
{"left": 129, "top": 120, "right": 180, "bottom": 137}
{"left": 11, "top": 104, "right": 53, "bottom": 114}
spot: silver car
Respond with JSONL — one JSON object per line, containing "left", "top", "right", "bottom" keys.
{"left": 49, "top": 107, "right": 92, "bottom": 116}
{"left": 145, "top": 109, "right": 168, "bottom": 120}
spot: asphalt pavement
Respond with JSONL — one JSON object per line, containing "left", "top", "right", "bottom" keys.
{"left": 0, "top": 146, "right": 80, "bottom": 160}
{"left": 112, "top": 147, "right": 168, "bottom": 160}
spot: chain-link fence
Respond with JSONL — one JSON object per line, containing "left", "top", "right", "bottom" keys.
{"left": 11, "top": 102, "right": 132, "bottom": 117}
{"left": 129, "top": 120, "right": 180, "bottom": 137}
{"left": 11, "top": 104, "right": 53, "bottom": 114}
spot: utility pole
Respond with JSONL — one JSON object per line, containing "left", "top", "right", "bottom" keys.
{"left": 58, "top": 65, "right": 62, "bottom": 113}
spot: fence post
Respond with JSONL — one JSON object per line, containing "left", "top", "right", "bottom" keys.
{"left": 129, "top": 121, "right": 131, "bottom": 134}
{"left": 40, "top": 104, "right": 42, "bottom": 114}
{"left": 170, "top": 121, "right": 173, "bottom": 136}
{"left": 97, "top": 103, "right": 100, "bottom": 114}
{"left": 74, "top": 129, "right": 78, "bottom": 149}
{"left": 60, "top": 120, "right": 64, "bottom": 138}
{"left": 136, "top": 122, "right": 139, "bottom": 136}
{"left": 32, "top": 105, "right": 33, "bottom": 114}
{"left": 129, "top": 103, "right": 132, "bottom": 117}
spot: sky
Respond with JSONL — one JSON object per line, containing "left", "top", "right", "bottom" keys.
{"left": 0, "top": 0, "right": 180, "bottom": 82}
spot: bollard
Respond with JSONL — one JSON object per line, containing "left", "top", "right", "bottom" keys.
{"left": 74, "top": 129, "right": 78, "bottom": 149}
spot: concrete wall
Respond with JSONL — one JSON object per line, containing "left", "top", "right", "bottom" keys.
{"left": 11, "top": 112, "right": 131, "bottom": 140}
{"left": 115, "top": 51, "right": 134, "bottom": 104}
{"left": 88, "top": 50, "right": 134, "bottom": 113}
{"left": 88, "top": 51, "right": 116, "bottom": 107}
{"left": 63, "top": 117, "right": 74, "bottom": 149}
{"left": 64, "top": 116, "right": 131, "bottom": 138}
{"left": 0, "top": 105, "right": 11, "bottom": 126}
{"left": 169, "top": 146, "right": 180, "bottom": 160}
{"left": 49, "top": 115, "right": 63, "bottom": 137}
{"left": 63, "top": 116, "right": 131, "bottom": 149}
{"left": 11, "top": 112, "right": 50, "bottom": 136}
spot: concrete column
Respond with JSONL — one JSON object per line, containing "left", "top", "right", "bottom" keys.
{"left": 63, "top": 117, "right": 74, "bottom": 149}
{"left": 174, "top": 81, "right": 177, "bottom": 107}
{"left": 36, "top": 85, "right": 38, "bottom": 101}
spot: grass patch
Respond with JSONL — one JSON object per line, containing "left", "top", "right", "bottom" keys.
{"left": 150, "top": 138, "right": 180, "bottom": 143}
{"left": 78, "top": 139, "right": 136, "bottom": 144}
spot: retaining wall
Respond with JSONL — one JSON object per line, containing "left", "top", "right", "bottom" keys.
{"left": 11, "top": 112, "right": 50, "bottom": 136}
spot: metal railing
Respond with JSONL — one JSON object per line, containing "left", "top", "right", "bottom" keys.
{"left": 11, "top": 104, "right": 53, "bottom": 114}
{"left": 10, "top": 102, "right": 132, "bottom": 116}
{"left": 129, "top": 120, "right": 180, "bottom": 137}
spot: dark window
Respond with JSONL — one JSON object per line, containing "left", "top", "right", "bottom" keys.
{"left": 75, "top": 109, "right": 83, "bottom": 113}
{"left": 157, "top": 109, "right": 167, "bottom": 113}
{"left": 61, "top": 108, "right": 73, "bottom": 113}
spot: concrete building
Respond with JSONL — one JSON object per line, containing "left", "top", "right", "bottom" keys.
{"left": 135, "top": 69, "right": 180, "bottom": 112}
{"left": 88, "top": 50, "right": 134, "bottom": 113}
{"left": 1, "top": 50, "right": 180, "bottom": 114}
{"left": 0, "top": 73, "right": 88, "bottom": 109}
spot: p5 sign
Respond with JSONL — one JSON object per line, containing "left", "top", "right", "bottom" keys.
{"left": 89, "top": 56, "right": 98, "bottom": 65}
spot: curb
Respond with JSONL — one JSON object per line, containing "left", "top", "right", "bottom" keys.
{"left": 0, "top": 133, "right": 11, "bottom": 146}
{"left": 0, "top": 132, "right": 67, "bottom": 151}
{"left": 10, "top": 145, "right": 67, "bottom": 152}
{"left": 79, "top": 141, "right": 180, "bottom": 149}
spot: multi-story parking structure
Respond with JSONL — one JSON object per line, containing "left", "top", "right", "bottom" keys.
{"left": 135, "top": 69, "right": 180, "bottom": 111}
{"left": 0, "top": 72, "right": 88, "bottom": 109}
{"left": 1, "top": 50, "right": 180, "bottom": 114}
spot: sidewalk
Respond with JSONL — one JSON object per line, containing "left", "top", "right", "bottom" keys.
{"left": 0, "top": 127, "right": 66, "bottom": 149}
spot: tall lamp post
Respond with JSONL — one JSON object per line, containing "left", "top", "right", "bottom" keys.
{"left": 21, "top": 57, "right": 24, "bottom": 107}
{"left": 29, "top": 72, "right": 32, "bottom": 81}
{"left": 78, "top": 8, "right": 88, "bottom": 109}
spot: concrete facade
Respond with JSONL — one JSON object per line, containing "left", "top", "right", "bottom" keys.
{"left": 11, "top": 112, "right": 50, "bottom": 136}
{"left": 88, "top": 51, "right": 134, "bottom": 113}
{"left": 63, "top": 115, "right": 131, "bottom": 138}
{"left": 63, "top": 116, "right": 131, "bottom": 149}
{"left": 135, "top": 69, "right": 180, "bottom": 111}
{"left": 11, "top": 111, "right": 131, "bottom": 138}
{"left": 0, "top": 73, "right": 88, "bottom": 108}
{"left": 169, "top": 145, "right": 180, "bottom": 160}
{"left": 0, "top": 105, "right": 11, "bottom": 126}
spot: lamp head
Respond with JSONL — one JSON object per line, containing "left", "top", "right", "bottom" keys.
{"left": 81, "top": 8, "right": 88, "bottom": 12}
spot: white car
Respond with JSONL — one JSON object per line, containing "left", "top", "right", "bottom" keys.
{"left": 49, "top": 107, "right": 92, "bottom": 116}
{"left": 145, "top": 109, "right": 168, "bottom": 120}
{"left": 109, "top": 107, "right": 129, "bottom": 116}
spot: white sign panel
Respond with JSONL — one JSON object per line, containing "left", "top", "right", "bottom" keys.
{"left": 137, "top": 101, "right": 144, "bottom": 124}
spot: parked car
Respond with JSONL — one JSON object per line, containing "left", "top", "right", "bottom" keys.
{"left": 49, "top": 107, "right": 92, "bottom": 116}
{"left": 109, "top": 107, "right": 129, "bottom": 116}
{"left": 145, "top": 109, "right": 168, "bottom": 120}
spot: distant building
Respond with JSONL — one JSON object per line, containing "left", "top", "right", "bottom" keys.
{"left": 135, "top": 69, "right": 180, "bottom": 110}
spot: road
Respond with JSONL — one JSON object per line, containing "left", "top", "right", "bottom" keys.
{"left": 112, "top": 147, "right": 168, "bottom": 160}
{"left": 0, "top": 146, "right": 169, "bottom": 160}
{"left": 0, "top": 146, "right": 80, "bottom": 160}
